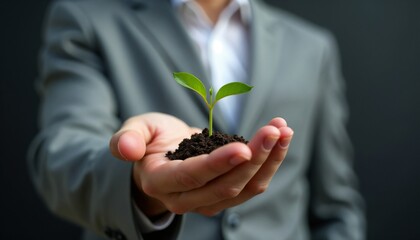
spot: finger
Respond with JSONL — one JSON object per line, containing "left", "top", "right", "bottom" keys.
{"left": 268, "top": 117, "right": 287, "bottom": 129}
{"left": 109, "top": 114, "right": 169, "bottom": 161}
{"left": 144, "top": 142, "right": 252, "bottom": 194}
{"left": 194, "top": 126, "right": 294, "bottom": 216}
{"left": 110, "top": 130, "right": 146, "bottom": 161}
{"left": 247, "top": 125, "right": 280, "bottom": 165}
{"left": 109, "top": 115, "right": 155, "bottom": 161}
{"left": 245, "top": 126, "right": 294, "bottom": 192}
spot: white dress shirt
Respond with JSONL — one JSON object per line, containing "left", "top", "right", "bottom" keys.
{"left": 174, "top": 0, "right": 251, "bottom": 132}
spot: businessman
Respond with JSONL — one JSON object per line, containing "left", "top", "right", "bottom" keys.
{"left": 28, "top": 0, "right": 365, "bottom": 239}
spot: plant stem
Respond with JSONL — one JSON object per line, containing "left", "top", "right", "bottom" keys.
{"left": 209, "top": 107, "right": 213, "bottom": 136}
{"left": 208, "top": 87, "right": 214, "bottom": 136}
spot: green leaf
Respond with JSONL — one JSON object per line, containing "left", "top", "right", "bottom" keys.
{"left": 173, "top": 72, "right": 207, "bottom": 103}
{"left": 215, "top": 82, "right": 253, "bottom": 102}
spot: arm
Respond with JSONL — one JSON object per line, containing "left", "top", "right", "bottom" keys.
{"left": 28, "top": 2, "right": 294, "bottom": 240}
{"left": 307, "top": 34, "right": 366, "bottom": 239}
{"left": 27, "top": 2, "right": 161, "bottom": 239}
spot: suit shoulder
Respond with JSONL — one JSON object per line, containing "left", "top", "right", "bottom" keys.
{"left": 46, "top": 0, "right": 133, "bottom": 35}
{"left": 49, "top": 0, "right": 126, "bottom": 16}
{"left": 261, "top": 2, "right": 335, "bottom": 48}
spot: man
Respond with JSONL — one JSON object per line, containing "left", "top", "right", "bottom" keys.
{"left": 28, "top": 0, "right": 365, "bottom": 239}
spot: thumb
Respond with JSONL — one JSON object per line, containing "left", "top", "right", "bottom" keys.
{"left": 110, "top": 130, "right": 146, "bottom": 161}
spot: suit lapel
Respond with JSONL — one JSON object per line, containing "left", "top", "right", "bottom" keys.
{"left": 239, "top": 0, "right": 286, "bottom": 134}
{"left": 126, "top": 0, "right": 207, "bottom": 79}
{"left": 126, "top": 0, "right": 233, "bottom": 131}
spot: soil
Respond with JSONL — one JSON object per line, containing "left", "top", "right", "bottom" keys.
{"left": 166, "top": 128, "right": 248, "bottom": 160}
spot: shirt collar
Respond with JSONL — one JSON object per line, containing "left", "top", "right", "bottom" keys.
{"left": 171, "top": 0, "right": 252, "bottom": 25}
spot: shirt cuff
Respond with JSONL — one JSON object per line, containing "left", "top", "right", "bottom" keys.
{"left": 131, "top": 200, "right": 175, "bottom": 233}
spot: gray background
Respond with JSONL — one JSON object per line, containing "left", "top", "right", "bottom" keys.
{"left": 1, "top": 0, "right": 419, "bottom": 239}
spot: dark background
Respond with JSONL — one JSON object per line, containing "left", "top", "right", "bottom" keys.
{"left": 1, "top": 0, "right": 419, "bottom": 239}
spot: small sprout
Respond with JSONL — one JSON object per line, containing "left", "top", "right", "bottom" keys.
{"left": 173, "top": 72, "right": 253, "bottom": 136}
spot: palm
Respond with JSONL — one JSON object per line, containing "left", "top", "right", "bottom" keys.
{"left": 132, "top": 113, "right": 201, "bottom": 173}
{"left": 143, "top": 115, "right": 199, "bottom": 158}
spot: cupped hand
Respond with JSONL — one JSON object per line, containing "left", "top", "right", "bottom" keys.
{"left": 109, "top": 113, "right": 293, "bottom": 218}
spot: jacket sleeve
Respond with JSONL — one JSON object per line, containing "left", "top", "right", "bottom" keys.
{"left": 307, "top": 33, "right": 366, "bottom": 240}
{"left": 27, "top": 2, "right": 181, "bottom": 239}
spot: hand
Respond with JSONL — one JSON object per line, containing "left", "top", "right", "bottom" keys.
{"left": 109, "top": 113, "right": 293, "bottom": 217}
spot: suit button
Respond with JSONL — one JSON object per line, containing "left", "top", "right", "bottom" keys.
{"left": 104, "top": 227, "right": 127, "bottom": 240}
{"left": 114, "top": 231, "right": 126, "bottom": 240}
{"left": 104, "top": 227, "right": 113, "bottom": 238}
{"left": 226, "top": 212, "right": 241, "bottom": 230}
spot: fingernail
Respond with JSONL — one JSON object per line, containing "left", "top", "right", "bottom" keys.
{"left": 117, "top": 142, "right": 128, "bottom": 161}
{"left": 230, "top": 156, "right": 247, "bottom": 166}
{"left": 279, "top": 138, "right": 290, "bottom": 149}
{"left": 263, "top": 137, "right": 278, "bottom": 151}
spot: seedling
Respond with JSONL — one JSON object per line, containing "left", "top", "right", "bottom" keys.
{"left": 173, "top": 72, "right": 253, "bottom": 136}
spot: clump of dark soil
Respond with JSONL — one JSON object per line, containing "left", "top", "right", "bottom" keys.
{"left": 166, "top": 128, "right": 248, "bottom": 160}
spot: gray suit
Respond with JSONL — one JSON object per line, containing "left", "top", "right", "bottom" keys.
{"left": 28, "top": 0, "right": 365, "bottom": 239}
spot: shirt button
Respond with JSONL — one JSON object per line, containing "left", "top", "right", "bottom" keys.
{"left": 226, "top": 212, "right": 241, "bottom": 230}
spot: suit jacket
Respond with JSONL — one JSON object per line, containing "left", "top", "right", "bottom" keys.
{"left": 28, "top": 0, "right": 365, "bottom": 239}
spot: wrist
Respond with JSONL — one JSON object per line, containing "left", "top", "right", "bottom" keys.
{"left": 131, "top": 172, "right": 168, "bottom": 218}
